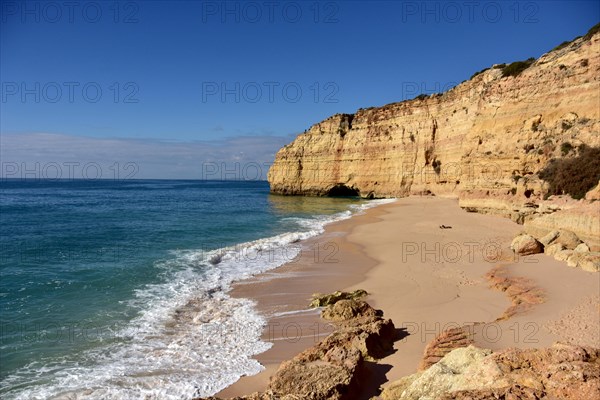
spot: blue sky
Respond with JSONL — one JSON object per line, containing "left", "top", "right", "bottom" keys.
{"left": 1, "top": 0, "right": 598, "bottom": 179}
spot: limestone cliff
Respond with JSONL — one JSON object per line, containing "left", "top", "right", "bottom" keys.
{"left": 268, "top": 26, "right": 600, "bottom": 244}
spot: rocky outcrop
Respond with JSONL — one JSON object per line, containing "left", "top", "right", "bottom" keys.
{"left": 538, "top": 227, "right": 584, "bottom": 248}
{"left": 512, "top": 227, "right": 600, "bottom": 272}
{"left": 586, "top": 181, "right": 600, "bottom": 200}
{"left": 486, "top": 265, "right": 545, "bottom": 320}
{"left": 200, "top": 293, "right": 396, "bottom": 400}
{"left": 540, "top": 229, "right": 560, "bottom": 246}
{"left": 576, "top": 243, "right": 592, "bottom": 252}
{"left": 555, "top": 249, "right": 574, "bottom": 262}
{"left": 268, "top": 27, "right": 600, "bottom": 245}
{"left": 203, "top": 293, "right": 599, "bottom": 400}
{"left": 440, "top": 384, "right": 550, "bottom": 400}
{"left": 545, "top": 242, "right": 565, "bottom": 256}
{"left": 418, "top": 326, "right": 475, "bottom": 371}
{"left": 578, "top": 253, "right": 600, "bottom": 272}
{"left": 321, "top": 298, "right": 379, "bottom": 322}
{"left": 524, "top": 203, "right": 600, "bottom": 250}
{"left": 510, "top": 234, "right": 544, "bottom": 255}
{"left": 309, "top": 289, "right": 368, "bottom": 308}
{"left": 381, "top": 343, "right": 600, "bottom": 400}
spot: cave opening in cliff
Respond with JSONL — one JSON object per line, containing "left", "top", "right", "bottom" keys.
{"left": 327, "top": 184, "right": 360, "bottom": 197}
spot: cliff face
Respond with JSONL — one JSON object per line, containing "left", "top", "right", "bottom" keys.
{"left": 267, "top": 30, "right": 600, "bottom": 245}
{"left": 268, "top": 31, "right": 600, "bottom": 201}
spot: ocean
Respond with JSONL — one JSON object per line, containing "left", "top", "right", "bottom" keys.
{"left": 0, "top": 179, "right": 391, "bottom": 399}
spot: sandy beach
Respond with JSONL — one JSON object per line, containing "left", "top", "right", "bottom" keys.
{"left": 218, "top": 196, "right": 600, "bottom": 397}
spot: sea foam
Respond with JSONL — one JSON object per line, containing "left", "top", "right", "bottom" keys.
{"left": 2, "top": 198, "right": 395, "bottom": 399}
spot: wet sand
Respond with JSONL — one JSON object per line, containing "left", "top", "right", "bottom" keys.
{"left": 218, "top": 196, "right": 600, "bottom": 397}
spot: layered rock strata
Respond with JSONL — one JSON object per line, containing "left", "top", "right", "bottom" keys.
{"left": 268, "top": 29, "right": 600, "bottom": 244}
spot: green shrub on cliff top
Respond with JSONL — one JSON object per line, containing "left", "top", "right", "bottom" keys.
{"left": 552, "top": 41, "right": 572, "bottom": 52}
{"left": 501, "top": 58, "right": 535, "bottom": 78}
{"left": 539, "top": 145, "right": 600, "bottom": 199}
{"left": 549, "top": 22, "right": 599, "bottom": 53}
{"left": 583, "top": 22, "right": 600, "bottom": 41}
{"left": 470, "top": 67, "right": 490, "bottom": 80}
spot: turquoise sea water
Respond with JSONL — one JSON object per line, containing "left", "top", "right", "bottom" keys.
{"left": 0, "top": 179, "right": 389, "bottom": 399}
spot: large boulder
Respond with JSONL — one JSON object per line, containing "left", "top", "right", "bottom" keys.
{"left": 545, "top": 242, "right": 566, "bottom": 256}
{"left": 309, "top": 289, "right": 367, "bottom": 308}
{"left": 268, "top": 346, "right": 362, "bottom": 400}
{"left": 317, "top": 317, "right": 396, "bottom": 361}
{"left": 381, "top": 343, "right": 600, "bottom": 400}
{"left": 567, "top": 252, "right": 583, "bottom": 267}
{"left": 320, "top": 299, "right": 395, "bottom": 360}
{"left": 510, "top": 234, "right": 543, "bottom": 255}
{"left": 539, "top": 229, "right": 583, "bottom": 250}
{"left": 382, "top": 346, "right": 500, "bottom": 400}
{"left": 554, "top": 249, "right": 574, "bottom": 262}
{"left": 322, "top": 299, "right": 379, "bottom": 321}
{"left": 577, "top": 253, "right": 600, "bottom": 272}
{"left": 575, "top": 242, "right": 591, "bottom": 253}
{"left": 553, "top": 229, "right": 583, "bottom": 250}
{"left": 539, "top": 230, "right": 560, "bottom": 246}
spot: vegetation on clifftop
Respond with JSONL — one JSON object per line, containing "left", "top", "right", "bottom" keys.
{"left": 468, "top": 22, "right": 598, "bottom": 82}
{"left": 540, "top": 145, "right": 600, "bottom": 199}
{"left": 501, "top": 58, "right": 536, "bottom": 78}
{"left": 552, "top": 40, "right": 573, "bottom": 52}
{"left": 551, "top": 21, "right": 600, "bottom": 52}
{"left": 583, "top": 21, "right": 600, "bottom": 41}
{"left": 470, "top": 67, "right": 489, "bottom": 80}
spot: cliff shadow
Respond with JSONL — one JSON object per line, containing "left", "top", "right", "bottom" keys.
{"left": 327, "top": 184, "right": 360, "bottom": 197}
{"left": 355, "top": 361, "right": 394, "bottom": 399}
{"left": 354, "top": 327, "right": 410, "bottom": 399}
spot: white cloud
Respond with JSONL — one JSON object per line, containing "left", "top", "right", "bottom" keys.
{"left": 0, "top": 133, "right": 295, "bottom": 180}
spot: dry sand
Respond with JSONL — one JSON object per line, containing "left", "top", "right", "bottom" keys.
{"left": 218, "top": 196, "right": 600, "bottom": 397}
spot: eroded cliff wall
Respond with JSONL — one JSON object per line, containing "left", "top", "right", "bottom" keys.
{"left": 268, "top": 31, "right": 600, "bottom": 201}
{"left": 268, "top": 29, "right": 600, "bottom": 244}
